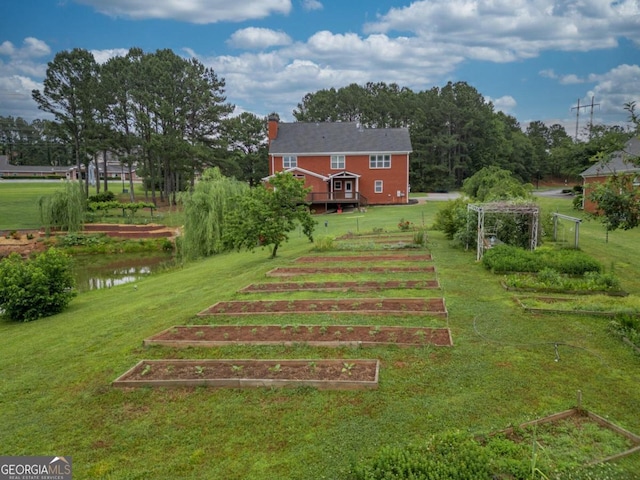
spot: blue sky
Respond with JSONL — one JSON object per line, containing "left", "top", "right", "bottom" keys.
{"left": 1, "top": 0, "right": 639, "bottom": 135}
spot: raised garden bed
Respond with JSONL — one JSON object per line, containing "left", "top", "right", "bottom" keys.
{"left": 294, "top": 254, "right": 432, "bottom": 263}
{"left": 112, "top": 359, "right": 379, "bottom": 390}
{"left": 516, "top": 296, "right": 639, "bottom": 317}
{"left": 197, "top": 298, "right": 447, "bottom": 317}
{"left": 144, "top": 325, "right": 453, "bottom": 347}
{"left": 502, "top": 281, "right": 628, "bottom": 297}
{"left": 239, "top": 280, "right": 440, "bottom": 293}
{"left": 266, "top": 266, "right": 435, "bottom": 277}
{"left": 487, "top": 407, "right": 640, "bottom": 467}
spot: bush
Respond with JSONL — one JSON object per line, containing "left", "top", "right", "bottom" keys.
{"left": 312, "top": 235, "right": 335, "bottom": 251}
{"left": 432, "top": 198, "right": 469, "bottom": 240}
{"left": 0, "top": 248, "right": 76, "bottom": 322}
{"left": 88, "top": 191, "right": 116, "bottom": 203}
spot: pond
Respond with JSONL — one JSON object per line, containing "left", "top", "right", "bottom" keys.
{"left": 73, "top": 253, "right": 176, "bottom": 292}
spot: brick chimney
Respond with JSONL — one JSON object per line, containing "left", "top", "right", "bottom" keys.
{"left": 267, "top": 113, "right": 279, "bottom": 144}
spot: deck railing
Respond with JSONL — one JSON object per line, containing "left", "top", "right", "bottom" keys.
{"left": 307, "top": 192, "right": 367, "bottom": 206}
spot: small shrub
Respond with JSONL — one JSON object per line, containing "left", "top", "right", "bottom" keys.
{"left": 397, "top": 218, "right": 413, "bottom": 231}
{"left": 413, "top": 228, "right": 427, "bottom": 245}
{"left": 88, "top": 191, "right": 116, "bottom": 203}
{"left": 161, "top": 239, "right": 175, "bottom": 252}
{"left": 0, "top": 248, "right": 76, "bottom": 322}
{"left": 432, "top": 198, "right": 471, "bottom": 242}
{"left": 313, "top": 235, "right": 335, "bottom": 251}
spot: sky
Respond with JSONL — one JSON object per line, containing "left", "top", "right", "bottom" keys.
{"left": 1, "top": 0, "right": 639, "bottom": 136}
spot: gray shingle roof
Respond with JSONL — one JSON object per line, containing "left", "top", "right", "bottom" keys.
{"left": 581, "top": 137, "right": 640, "bottom": 177}
{"left": 269, "top": 122, "right": 412, "bottom": 155}
{"left": 0, "top": 155, "right": 69, "bottom": 175}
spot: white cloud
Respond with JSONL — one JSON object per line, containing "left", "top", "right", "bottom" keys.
{"left": 489, "top": 95, "right": 517, "bottom": 114}
{"left": 0, "top": 37, "right": 51, "bottom": 59}
{"left": 586, "top": 64, "right": 640, "bottom": 119}
{"left": 74, "top": 0, "right": 292, "bottom": 24}
{"left": 301, "top": 0, "right": 322, "bottom": 11}
{"left": 192, "top": 30, "right": 467, "bottom": 119}
{"left": 90, "top": 48, "right": 129, "bottom": 64}
{"left": 0, "top": 38, "right": 51, "bottom": 78}
{"left": 539, "top": 69, "right": 557, "bottom": 79}
{"left": 558, "top": 74, "right": 583, "bottom": 85}
{"left": 0, "top": 74, "right": 45, "bottom": 121}
{"left": 364, "top": 0, "right": 640, "bottom": 62}
{"left": 0, "top": 41, "right": 16, "bottom": 56}
{"left": 227, "top": 28, "right": 292, "bottom": 50}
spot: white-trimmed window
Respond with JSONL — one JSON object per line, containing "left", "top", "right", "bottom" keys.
{"left": 283, "top": 155, "right": 297, "bottom": 168}
{"left": 331, "top": 155, "right": 345, "bottom": 169}
{"left": 334, "top": 180, "right": 342, "bottom": 190}
{"left": 374, "top": 180, "right": 383, "bottom": 193}
{"left": 370, "top": 154, "right": 391, "bottom": 169}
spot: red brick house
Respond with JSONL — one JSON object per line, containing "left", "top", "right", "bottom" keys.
{"left": 580, "top": 137, "right": 640, "bottom": 213}
{"left": 267, "top": 115, "right": 412, "bottom": 212}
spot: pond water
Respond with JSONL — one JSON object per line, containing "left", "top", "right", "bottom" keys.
{"left": 73, "top": 253, "right": 176, "bottom": 291}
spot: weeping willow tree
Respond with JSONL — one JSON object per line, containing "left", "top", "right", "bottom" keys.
{"left": 39, "top": 181, "right": 86, "bottom": 234}
{"left": 180, "top": 167, "right": 249, "bottom": 259}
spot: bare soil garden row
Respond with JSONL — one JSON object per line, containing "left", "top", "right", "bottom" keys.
{"left": 144, "top": 324, "right": 453, "bottom": 347}
{"left": 239, "top": 279, "right": 440, "bottom": 293}
{"left": 266, "top": 265, "right": 435, "bottom": 276}
{"left": 113, "top": 359, "right": 380, "bottom": 390}
{"left": 197, "top": 298, "right": 447, "bottom": 317}
{"left": 294, "top": 254, "right": 432, "bottom": 262}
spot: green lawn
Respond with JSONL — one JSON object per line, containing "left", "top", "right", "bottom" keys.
{"left": 1, "top": 195, "right": 639, "bottom": 479}
{"left": 0, "top": 181, "right": 183, "bottom": 230}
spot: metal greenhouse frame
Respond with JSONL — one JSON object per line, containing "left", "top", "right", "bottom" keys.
{"left": 467, "top": 202, "right": 540, "bottom": 261}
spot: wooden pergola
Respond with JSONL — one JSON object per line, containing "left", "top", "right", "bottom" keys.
{"left": 467, "top": 202, "right": 540, "bottom": 260}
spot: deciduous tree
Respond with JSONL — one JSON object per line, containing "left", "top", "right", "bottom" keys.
{"left": 224, "top": 172, "right": 316, "bottom": 258}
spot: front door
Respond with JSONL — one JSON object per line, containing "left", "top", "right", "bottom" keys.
{"left": 345, "top": 180, "right": 353, "bottom": 199}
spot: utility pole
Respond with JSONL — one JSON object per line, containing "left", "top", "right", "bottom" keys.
{"left": 587, "top": 96, "right": 600, "bottom": 138}
{"left": 571, "top": 96, "right": 599, "bottom": 140}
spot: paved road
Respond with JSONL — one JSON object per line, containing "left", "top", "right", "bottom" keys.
{"left": 413, "top": 189, "right": 573, "bottom": 203}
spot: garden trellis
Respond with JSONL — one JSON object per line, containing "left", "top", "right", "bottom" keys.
{"left": 552, "top": 212, "right": 582, "bottom": 248}
{"left": 467, "top": 202, "right": 540, "bottom": 260}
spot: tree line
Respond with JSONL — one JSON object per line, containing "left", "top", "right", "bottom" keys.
{"left": 294, "top": 82, "right": 636, "bottom": 191}
{"left": 1, "top": 47, "right": 269, "bottom": 203}
{"left": 1, "top": 47, "right": 636, "bottom": 198}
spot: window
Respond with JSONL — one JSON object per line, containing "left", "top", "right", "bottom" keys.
{"left": 374, "top": 180, "right": 383, "bottom": 193}
{"left": 283, "top": 156, "right": 297, "bottom": 168}
{"left": 370, "top": 154, "right": 391, "bottom": 169}
{"left": 334, "top": 180, "right": 342, "bottom": 190}
{"left": 331, "top": 155, "right": 345, "bottom": 169}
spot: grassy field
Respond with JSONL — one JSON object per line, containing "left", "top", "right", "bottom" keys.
{"left": 1, "top": 189, "right": 639, "bottom": 479}
{"left": 0, "top": 181, "right": 184, "bottom": 231}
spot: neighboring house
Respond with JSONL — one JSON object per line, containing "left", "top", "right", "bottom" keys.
{"left": 580, "top": 137, "right": 640, "bottom": 213}
{"left": 0, "top": 155, "right": 69, "bottom": 179}
{"left": 0, "top": 154, "right": 139, "bottom": 184}
{"left": 266, "top": 115, "right": 412, "bottom": 213}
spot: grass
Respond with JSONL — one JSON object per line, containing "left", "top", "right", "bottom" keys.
{"left": 0, "top": 181, "right": 184, "bottom": 230}
{"left": 1, "top": 190, "right": 640, "bottom": 478}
